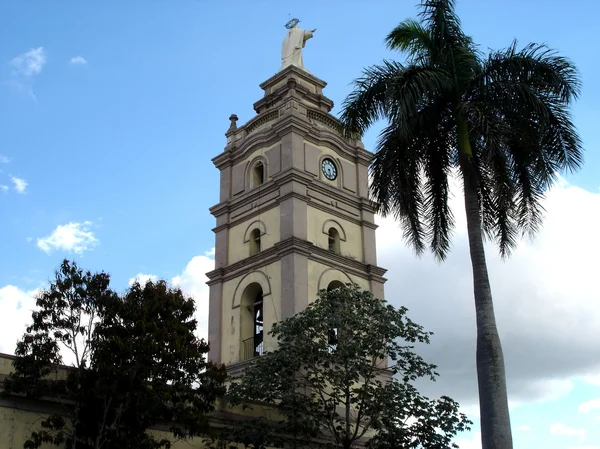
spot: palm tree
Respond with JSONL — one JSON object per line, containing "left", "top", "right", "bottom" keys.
{"left": 339, "top": 1, "right": 582, "bottom": 448}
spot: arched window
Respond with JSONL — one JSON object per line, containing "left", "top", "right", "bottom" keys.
{"left": 241, "top": 284, "right": 264, "bottom": 360}
{"left": 249, "top": 228, "right": 261, "bottom": 256}
{"left": 328, "top": 227, "right": 340, "bottom": 254}
{"left": 327, "top": 280, "right": 345, "bottom": 292}
{"left": 326, "top": 281, "right": 345, "bottom": 351}
{"left": 251, "top": 162, "right": 265, "bottom": 187}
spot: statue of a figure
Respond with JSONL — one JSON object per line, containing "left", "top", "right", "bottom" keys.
{"left": 281, "top": 18, "right": 316, "bottom": 71}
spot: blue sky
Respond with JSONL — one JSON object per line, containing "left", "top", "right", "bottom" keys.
{"left": 1, "top": 1, "right": 599, "bottom": 448}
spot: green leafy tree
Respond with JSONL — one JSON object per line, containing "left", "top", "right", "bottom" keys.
{"left": 225, "top": 284, "right": 470, "bottom": 449}
{"left": 339, "top": 1, "right": 582, "bottom": 448}
{"left": 3, "top": 260, "right": 226, "bottom": 449}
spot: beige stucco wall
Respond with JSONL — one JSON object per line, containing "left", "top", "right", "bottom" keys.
{"left": 227, "top": 206, "right": 281, "bottom": 265}
{"left": 0, "top": 404, "right": 218, "bottom": 449}
{"left": 0, "top": 356, "right": 13, "bottom": 377}
{"left": 220, "top": 261, "right": 281, "bottom": 365}
{"left": 307, "top": 206, "right": 363, "bottom": 262}
{"left": 0, "top": 406, "right": 60, "bottom": 449}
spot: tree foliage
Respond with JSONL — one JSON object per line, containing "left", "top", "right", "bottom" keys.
{"left": 3, "top": 259, "right": 226, "bottom": 449}
{"left": 223, "top": 284, "right": 470, "bottom": 449}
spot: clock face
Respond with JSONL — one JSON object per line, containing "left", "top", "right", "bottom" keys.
{"left": 321, "top": 158, "right": 337, "bottom": 181}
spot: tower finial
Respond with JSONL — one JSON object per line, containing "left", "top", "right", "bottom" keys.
{"left": 228, "top": 114, "right": 238, "bottom": 131}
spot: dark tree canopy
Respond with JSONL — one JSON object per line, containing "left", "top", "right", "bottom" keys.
{"left": 223, "top": 284, "right": 470, "bottom": 449}
{"left": 3, "top": 260, "right": 226, "bottom": 449}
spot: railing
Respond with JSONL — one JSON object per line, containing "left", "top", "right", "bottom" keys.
{"left": 242, "top": 337, "right": 264, "bottom": 361}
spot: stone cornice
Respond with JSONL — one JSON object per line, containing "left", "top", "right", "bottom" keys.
{"left": 259, "top": 65, "right": 328, "bottom": 92}
{"left": 212, "top": 110, "right": 371, "bottom": 172}
{"left": 206, "top": 236, "right": 386, "bottom": 286}
{"left": 209, "top": 169, "right": 378, "bottom": 222}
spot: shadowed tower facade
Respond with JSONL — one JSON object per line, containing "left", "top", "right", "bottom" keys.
{"left": 206, "top": 64, "right": 387, "bottom": 371}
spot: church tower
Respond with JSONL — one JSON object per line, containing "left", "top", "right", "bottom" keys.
{"left": 206, "top": 48, "right": 387, "bottom": 371}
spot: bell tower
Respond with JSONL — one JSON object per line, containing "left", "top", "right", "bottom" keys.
{"left": 206, "top": 65, "right": 387, "bottom": 371}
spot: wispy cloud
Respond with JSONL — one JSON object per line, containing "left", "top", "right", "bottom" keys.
{"left": 550, "top": 422, "right": 586, "bottom": 442}
{"left": 11, "top": 47, "right": 47, "bottom": 76}
{"left": 10, "top": 176, "right": 27, "bottom": 193}
{"left": 0, "top": 185, "right": 8, "bottom": 193}
{"left": 578, "top": 398, "right": 600, "bottom": 414}
{"left": 69, "top": 56, "right": 87, "bottom": 65}
{"left": 0, "top": 155, "right": 9, "bottom": 164}
{"left": 37, "top": 221, "right": 98, "bottom": 255}
{"left": 516, "top": 425, "right": 531, "bottom": 431}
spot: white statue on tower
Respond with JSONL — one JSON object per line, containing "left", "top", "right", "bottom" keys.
{"left": 281, "top": 18, "right": 316, "bottom": 71}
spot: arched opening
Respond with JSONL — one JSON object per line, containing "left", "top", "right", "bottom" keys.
{"left": 328, "top": 227, "right": 340, "bottom": 254}
{"left": 249, "top": 228, "right": 261, "bottom": 256}
{"left": 326, "top": 280, "right": 345, "bottom": 351}
{"left": 240, "top": 283, "right": 264, "bottom": 360}
{"left": 327, "top": 280, "right": 345, "bottom": 292}
{"left": 251, "top": 162, "right": 265, "bottom": 187}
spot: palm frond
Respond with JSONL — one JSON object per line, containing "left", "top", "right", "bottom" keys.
{"left": 486, "top": 41, "right": 581, "bottom": 104}
{"left": 339, "top": 61, "right": 403, "bottom": 139}
{"left": 370, "top": 121, "right": 427, "bottom": 255}
{"left": 466, "top": 42, "right": 582, "bottom": 256}
{"left": 463, "top": 104, "right": 519, "bottom": 255}
{"left": 340, "top": 62, "right": 453, "bottom": 139}
{"left": 419, "top": 0, "right": 462, "bottom": 47}
{"left": 422, "top": 124, "right": 455, "bottom": 260}
{"left": 371, "top": 96, "right": 455, "bottom": 259}
{"left": 385, "top": 19, "right": 433, "bottom": 65}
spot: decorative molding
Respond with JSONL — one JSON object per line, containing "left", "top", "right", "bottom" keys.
{"left": 245, "top": 110, "right": 280, "bottom": 135}
{"left": 317, "top": 268, "right": 354, "bottom": 291}
{"left": 212, "top": 113, "right": 370, "bottom": 171}
{"left": 321, "top": 219, "right": 347, "bottom": 242}
{"left": 242, "top": 220, "right": 267, "bottom": 243}
{"left": 231, "top": 270, "right": 272, "bottom": 309}
{"left": 244, "top": 155, "right": 269, "bottom": 192}
{"left": 206, "top": 236, "right": 387, "bottom": 286}
{"left": 210, "top": 168, "right": 378, "bottom": 224}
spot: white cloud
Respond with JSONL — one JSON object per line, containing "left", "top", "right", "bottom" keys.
{"left": 205, "top": 247, "right": 216, "bottom": 257}
{"left": 516, "top": 425, "right": 531, "bottom": 431}
{"left": 376, "top": 178, "right": 600, "bottom": 407}
{"left": 170, "top": 254, "right": 214, "bottom": 341}
{"left": 0, "top": 285, "right": 39, "bottom": 354}
{"left": 10, "top": 176, "right": 27, "bottom": 193}
{"left": 0, "top": 155, "right": 9, "bottom": 163}
{"left": 128, "top": 273, "right": 158, "bottom": 286}
{"left": 11, "top": 47, "right": 47, "bottom": 76}
{"left": 69, "top": 56, "right": 87, "bottom": 65}
{"left": 37, "top": 221, "right": 98, "bottom": 255}
{"left": 0, "top": 185, "right": 8, "bottom": 193}
{"left": 579, "top": 398, "right": 600, "bottom": 414}
{"left": 550, "top": 423, "right": 586, "bottom": 442}
{"left": 582, "top": 375, "right": 600, "bottom": 386}
{"left": 456, "top": 432, "right": 481, "bottom": 449}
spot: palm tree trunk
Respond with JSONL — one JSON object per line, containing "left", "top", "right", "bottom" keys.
{"left": 457, "top": 119, "right": 513, "bottom": 449}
